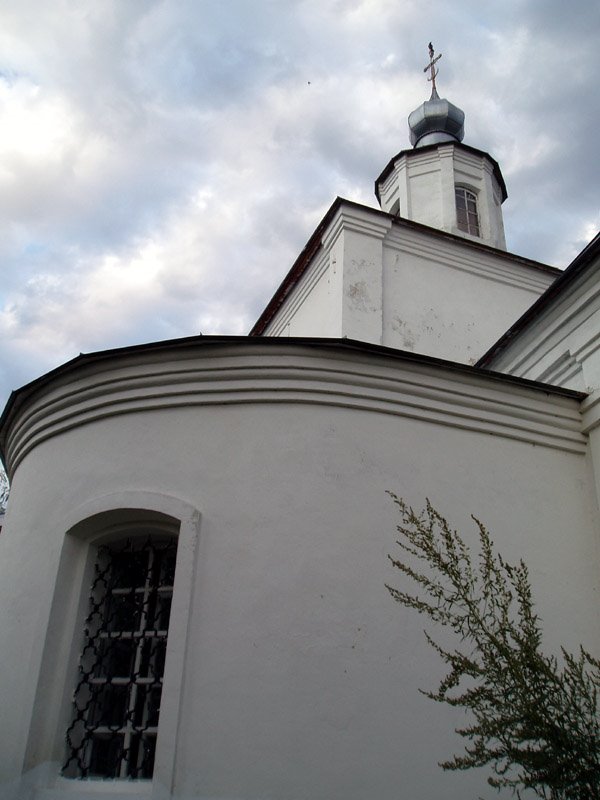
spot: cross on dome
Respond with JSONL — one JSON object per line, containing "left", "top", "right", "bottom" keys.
{"left": 423, "top": 42, "right": 442, "bottom": 99}
{"left": 407, "top": 44, "right": 465, "bottom": 148}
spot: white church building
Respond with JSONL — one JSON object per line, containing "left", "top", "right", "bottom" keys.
{"left": 0, "top": 51, "right": 599, "bottom": 800}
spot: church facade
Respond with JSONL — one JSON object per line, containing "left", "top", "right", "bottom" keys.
{"left": 0, "top": 56, "right": 599, "bottom": 800}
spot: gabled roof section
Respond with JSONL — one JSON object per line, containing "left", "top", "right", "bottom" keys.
{"left": 249, "top": 197, "right": 344, "bottom": 336}
{"left": 374, "top": 141, "right": 508, "bottom": 205}
{"left": 477, "top": 231, "right": 600, "bottom": 368}
{"left": 250, "top": 196, "right": 559, "bottom": 336}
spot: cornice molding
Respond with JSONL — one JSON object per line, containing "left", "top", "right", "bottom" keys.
{"left": 581, "top": 391, "right": 600, "bottom": 433}
{"left": 384, "top": 226, "right": 554, "bottom": 294}
{"left": 375, "top": 141, "right": 508, "bottom": 203}
{"left": 4, "top": 345, "right": 586, "bottom": 475}
{"left": 325, "top": 206, "right": 393, "bottom": 243}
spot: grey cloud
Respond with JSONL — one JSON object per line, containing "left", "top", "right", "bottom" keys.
{"left": 0, "top": 0, "right": 598, "bottom": 408}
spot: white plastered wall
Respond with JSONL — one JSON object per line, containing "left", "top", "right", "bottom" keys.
{"left": 0, "top": 343, "right": 598, "bottom": 800}
{"left": 381, "top": 224, "right": 554, "bottom": 363}
{"left": 484, "top": 248, "right": 600, "bottom": 558}
{"left": 264, "top": 202, "right": 556, "bottom": 364}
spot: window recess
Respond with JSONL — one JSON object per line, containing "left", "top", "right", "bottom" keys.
{"left": 63, "top": 536, "right": 177, "bottom": 780}
{"left": 455, "top": 186, "right": 480, "bottom": 237}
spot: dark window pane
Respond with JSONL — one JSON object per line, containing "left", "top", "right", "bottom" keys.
{"left": 140, "top": 637, "right": 167, "bottom": 679}
{"left": 128, "top": 733, "right": 157, "bottom": 779}
{"left": 94, "top": 637, "right": 137, "bottom": 678}
{"left": 157, "top": 549, "right": 177, "bottom": 587}
{"left": 104, "top": 592, "right": 141, "bottom": 632}
{"left": 154, "top": 594, "right": 172, "bottom": 631}
{"left": 89, "top": 683, "right": 130, "bottom": 728}
{"left": 110, "top": 549, "right": 148, "bottom": 589}
{"left": 134, "top": 685, "right": 162, "bottom": 727}
{"left": 88, "top": 733, "right": 124, "bottom": 778}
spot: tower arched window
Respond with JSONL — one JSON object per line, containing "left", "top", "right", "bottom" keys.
{"left": 455, "top": 186, "right": 480, "bottom": 237}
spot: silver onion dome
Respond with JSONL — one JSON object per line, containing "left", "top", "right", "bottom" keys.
{"left": 408, "top": 89, "right": 465, "bottom": 147}
{"left": 410, "top": 44, "right": 465, "bottom": 148}
{"left": 408, "top": 86, "right": 465, "bottom": 148}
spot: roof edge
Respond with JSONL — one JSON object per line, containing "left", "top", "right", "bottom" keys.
{"left": 374, "top": 141, "right": 508, "bottom": 204}
{"left": 477, "top": 231, "right": 600, "bottom": 368}
{"left": 248, "top": 197, "right": 343, "bottom": 337}
{"left": 1, "top": 334, "right": 585, "bottom": 470}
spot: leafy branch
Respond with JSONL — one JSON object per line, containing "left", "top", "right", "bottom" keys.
{"left": 386, "top": 494, "right": 600, "bottom": 799}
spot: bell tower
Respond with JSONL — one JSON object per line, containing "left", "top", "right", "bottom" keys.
{"left": 375, "top": 44, "right": 507, "bottom": 250}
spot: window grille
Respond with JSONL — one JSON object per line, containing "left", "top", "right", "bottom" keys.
{"left": 455, "top": 187, "right": 480, "bottom": 237}
{"left": 63, "top": 536, "right": 177, "bottom": 779}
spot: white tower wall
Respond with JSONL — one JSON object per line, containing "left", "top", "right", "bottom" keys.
{"left": 376, "top": 143, "right": 507, "bottom": 250}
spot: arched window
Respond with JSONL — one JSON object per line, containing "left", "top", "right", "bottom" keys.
{"left": 455, "top": 186, "right": 480, "bottom": 237}
{"left": 18, "top": 496, "right": 199, "bottom": 794}
{"left": 62, "top": 533, "right": 178, "bottom": 779}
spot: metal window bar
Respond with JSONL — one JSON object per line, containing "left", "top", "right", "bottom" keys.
{"left": 63, "top": 536, "right": 177, "bottom": 779}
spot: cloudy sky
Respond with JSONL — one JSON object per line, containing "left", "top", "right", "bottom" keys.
{"left": 0, "top": 0, "right": 598, "bottom": 410}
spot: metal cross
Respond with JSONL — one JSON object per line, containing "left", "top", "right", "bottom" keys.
{"left": 423, "top": 42, "right": 442, "bottom": 95}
